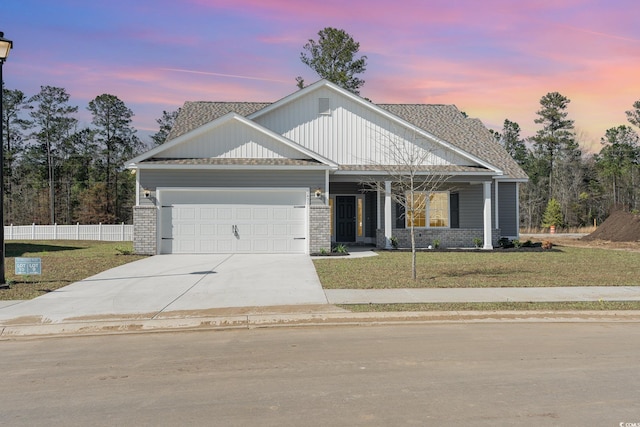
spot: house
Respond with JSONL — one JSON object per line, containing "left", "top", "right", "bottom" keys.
{"left": 126, "top": 80, "right": 528, "bottom": 255}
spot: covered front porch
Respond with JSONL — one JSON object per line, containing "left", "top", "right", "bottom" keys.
{"left": 325, "top": 177, "right": 517, "bottom": 250}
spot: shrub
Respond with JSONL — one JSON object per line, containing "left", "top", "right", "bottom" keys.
{"left": 115, "top": 246, "right": 133, "bottom": 255}
{"left": 473, "top": 237, "right": 483, "bottom": 248}
{"left": 498, "top": 237, "right": 514, "bottom": 249}
{"left": 542, "top": 240, "right": 553, "bottom": 250}
{"left": 332, "top": 243, "right": 348, "bottom": 254}
{"left": 433, "top": 239, "right": 441, "bottom": 249}
{"left": 513, "top": 239, "right": 522, "bottom": 248}
{"left": 390, "top": 236, "right": 399, "bottom": 249}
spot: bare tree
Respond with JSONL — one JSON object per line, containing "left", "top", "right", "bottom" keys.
{"left": 362, "top": 127, "right": 450, "bottom": 280}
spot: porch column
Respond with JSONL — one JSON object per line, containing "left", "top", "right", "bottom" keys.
{"left": 135, "top": 170, "right": 140, "bottom": 206}
{"left": 483, "top": 181, "right": 493, "bottom": 249}
{"left": 515, "top": 182, "right": 520, "bottom": 239}
{"left": 384, "top": 181, "right": 392, "bottom": 249}
{"left": 324, "top": 169, "right": 330, "bottom": 205}
{"left": 376, "top": 186, "right": 381, "bottom": 230}
{"left": 494, "top": 180, "right": 499, "bottom": 230}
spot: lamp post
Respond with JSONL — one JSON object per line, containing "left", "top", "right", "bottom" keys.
{"left": 0, "top": 32, "right": 13, "bottom": 284}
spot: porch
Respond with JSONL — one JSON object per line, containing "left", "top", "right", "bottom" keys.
{"left": 325, "top": 178, "right": 516, "bottom": 251}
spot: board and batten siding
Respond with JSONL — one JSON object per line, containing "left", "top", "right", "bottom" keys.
{"left": 156, "top": 119, "right": 307, "bottom": 160}
{"left": 138, "top": 169, "right": 325, "bottom": 207}
{"left": 254, "top": 86, "right": 472, "bottom": 167}
{"left": 453, "top": 184, "right": 485, "bottom": 229}
{"left": 498, "top": 182, "right": 518, "bottom": 236}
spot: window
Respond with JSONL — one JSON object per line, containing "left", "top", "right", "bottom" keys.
{"left": 406, "top": 191, "right": 449, "bottom": 228}
{"left": 406, "top": 193, "right": 427, "bottom": 227}
{"left": 428, "top": 192, "right": 449, "bottom": 227}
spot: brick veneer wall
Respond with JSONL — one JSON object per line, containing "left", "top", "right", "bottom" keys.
{"left": 376, "top": 228, "right": 501, "bottom": 249}
{"left": 309, "top": 204, "right": 331, "bottom": 253}
{"left": 133, "top": 205, "right": 157, "bottom": 255}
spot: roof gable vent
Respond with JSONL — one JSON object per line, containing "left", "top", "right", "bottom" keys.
{"left": 318, "top": 98, "right": 331, "bottom": 115}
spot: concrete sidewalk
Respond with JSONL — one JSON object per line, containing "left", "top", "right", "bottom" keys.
{"left": 3, "top": 284, "right": 640, "bottom": 338}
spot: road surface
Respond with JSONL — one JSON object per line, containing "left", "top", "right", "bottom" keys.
{"left": 2, "top": 323, "right": 639, "bottom": 426}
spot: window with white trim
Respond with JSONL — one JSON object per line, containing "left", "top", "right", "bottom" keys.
{"left": 406, "top": 191, "right": 450, "bottom": 228}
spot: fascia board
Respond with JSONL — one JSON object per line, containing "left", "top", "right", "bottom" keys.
{"left": 334, "top": 170, "right": 497, "bottom": 177}
{"left": 135, "top": 164, "right": 337, "bottom": 171}
{"left": 494, "top": 177, "right": 529, "bottom": 183}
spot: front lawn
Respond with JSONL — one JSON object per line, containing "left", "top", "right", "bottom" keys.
{"left": 0, "top": 241, "right": 147, "bottom": 300}
{"left": 313, "top": 246, "right": 640, "bottom": 289}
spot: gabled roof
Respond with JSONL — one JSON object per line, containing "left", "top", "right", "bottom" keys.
{"left": 167, "top": 102, "right": 270, "bottom": 141}
{"left": 128, "top": 112, "right": 337, "bottom": 170}
{"left": 160, "top": 80, "right": 527, "bottom": 180}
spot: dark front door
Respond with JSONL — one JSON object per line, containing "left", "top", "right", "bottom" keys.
{"left": 335, "top": 196, "right": 356, "bottom": 242}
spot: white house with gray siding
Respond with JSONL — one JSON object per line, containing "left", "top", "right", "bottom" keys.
{"left": 126, "top": 80, "right": 528, "bottom": 255}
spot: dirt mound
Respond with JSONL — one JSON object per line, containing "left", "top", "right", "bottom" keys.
{"left": 582, "top": 210, "right": 640, "bottom": 242}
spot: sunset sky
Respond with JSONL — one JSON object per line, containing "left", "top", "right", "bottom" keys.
{"left": 4, "top": 0, "right": 639, "bottom": 152}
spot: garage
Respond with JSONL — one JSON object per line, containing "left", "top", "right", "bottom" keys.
{"left": 159, "top": 188, "right": 308, "bottom": 254}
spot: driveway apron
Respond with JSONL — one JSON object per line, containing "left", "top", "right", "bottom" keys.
{"left": 0, "top": 254, "right": 328, "bottom": 323}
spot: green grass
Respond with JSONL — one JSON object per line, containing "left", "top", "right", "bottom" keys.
{"left": 341, "top": 301, "right": 640, "bottom": 312}
{"left": 1, "top": 241, "right": 147, "bottom": 300}
{"left": 313, "top": 247, "right": 640, "bottom": 289}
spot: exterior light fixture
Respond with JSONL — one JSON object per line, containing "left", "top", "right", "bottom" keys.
{"left": 314, "top": 188, "right": 323, "bottom": 198}
{"left": 0, "top": 33, "right": 12, "bottom": 60}
{"left": 143, "top": 189, "right": 151, "bottom": 198}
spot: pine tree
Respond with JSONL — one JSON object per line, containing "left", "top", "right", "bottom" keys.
{"left": 297, "top": 27, "right": 367, "bottom": 95}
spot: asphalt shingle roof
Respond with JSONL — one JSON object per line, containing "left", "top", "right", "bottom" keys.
{"left": 140, "top": 158, "right": 324, "bottom": 167}
{"left": 167, "top": 102, "right": 269, "bottom": 141}
{"left": 163, "top": 99, "right": 527, "bottom": 180}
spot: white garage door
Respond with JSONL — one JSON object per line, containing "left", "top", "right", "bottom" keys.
{"left": 159, "top": 189, "right": 308, "bottom": 254}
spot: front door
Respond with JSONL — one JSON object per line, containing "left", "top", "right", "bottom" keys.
{"left": 335, "top": 196, "right": 356, "bottom": 242}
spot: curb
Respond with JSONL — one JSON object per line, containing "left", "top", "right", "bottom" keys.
{"left": 3, "top": 310, "right": 640, "bottom": 339}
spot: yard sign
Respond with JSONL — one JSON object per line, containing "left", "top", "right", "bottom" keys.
{"left": 15, "top": 257, "right": 42, "bottom": 275}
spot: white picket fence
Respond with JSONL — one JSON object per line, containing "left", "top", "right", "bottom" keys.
{"left": 4, "top": 223, "right": 133, "bottom": 241}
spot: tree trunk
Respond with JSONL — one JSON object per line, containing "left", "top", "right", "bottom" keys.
{"left": 48, "top": 142, "right": 55, "bottom": 224}
{"left": 410, "top": 223, "right": 416, "bottom": 280}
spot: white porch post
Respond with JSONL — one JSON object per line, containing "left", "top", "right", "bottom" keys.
{"left": 376, "top": 186, "right": 381, "bottom": 230}
{"left": 384, "top": 181, "right": 392, "bottom": 249}
{"left": 515, "top": 182, "right": 520, "bottom": 239}
{"left": 135, "top": 170, "right": 140, "bottom": 206}
{"left": 324, "top": 169, "right": 330, "bottom": 205}
{"left": 494, "top": 180, "right": 499, "bottom": 230}
{"left": 483, "top": 181, "right": 493, "bottom": 249}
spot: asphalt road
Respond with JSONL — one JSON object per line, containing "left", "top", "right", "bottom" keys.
{"left": 2, "top": 323, "right": 640, "bottom": 426}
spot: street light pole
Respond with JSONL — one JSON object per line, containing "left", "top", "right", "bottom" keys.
{"left": 0, "top": 32, "right": 14, "bottom": 284}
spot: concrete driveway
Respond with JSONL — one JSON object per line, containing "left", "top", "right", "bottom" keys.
{"left": 0, "top": 254, "right": 328, "bottom": 324}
